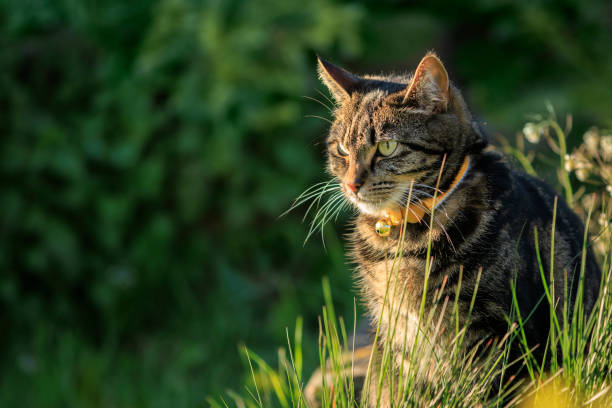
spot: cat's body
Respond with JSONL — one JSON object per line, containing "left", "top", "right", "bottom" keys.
{"left": 314, "top": 53, "right": 601, "bottom": 406}
{"left": 353, "top": 150, "right": 601, "bottom": 405}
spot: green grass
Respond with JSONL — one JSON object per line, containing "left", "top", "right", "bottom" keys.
{"left": 217, "top": 114, "right": 612, "bottom": 407}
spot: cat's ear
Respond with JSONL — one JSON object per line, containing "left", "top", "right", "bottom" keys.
{"left": 389, "top": 53, "right": 450, "bottom": 112}
{"left": 317, "top": 56, "right": 362, "bottom": 103}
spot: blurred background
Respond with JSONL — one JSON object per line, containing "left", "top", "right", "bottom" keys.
{"left": 1, "top": 0, "right": 611, "bottom": 406}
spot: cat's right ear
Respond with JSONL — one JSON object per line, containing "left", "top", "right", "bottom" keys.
{"left": 317, "top": 56, "right": 361, "bottom": 103}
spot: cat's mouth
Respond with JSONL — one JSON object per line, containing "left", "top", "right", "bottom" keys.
{"left": 343, "top": 184, "right": 408, "bottom": 218}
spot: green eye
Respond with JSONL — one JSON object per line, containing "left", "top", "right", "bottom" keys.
{"left": 337, "top": 142, "right": 349, "bottom": 157}
{"left": 377, "top": 140, "right": 398, "bottom": 156}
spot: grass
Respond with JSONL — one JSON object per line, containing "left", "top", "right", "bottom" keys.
{"left": 216, "top": 111, "right": 612, "bottom": 407}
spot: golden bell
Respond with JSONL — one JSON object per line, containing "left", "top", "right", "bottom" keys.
{"left": 375, "top": 219, "right": 391, "bottom": 237}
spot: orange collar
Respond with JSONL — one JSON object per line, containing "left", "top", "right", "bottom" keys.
{"left": 378, "top": 156, "right": 470, "bottom": 231}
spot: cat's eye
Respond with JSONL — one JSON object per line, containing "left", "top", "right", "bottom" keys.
{"left": 336, "top": 142, "right": 349, "bottom": 157}
{"left": 377, "top": 140, "right": 398, "bottom": 157}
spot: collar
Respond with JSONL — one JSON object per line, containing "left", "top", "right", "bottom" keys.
{"left": 375, "top": 156, "right": 471, "bottom": 236}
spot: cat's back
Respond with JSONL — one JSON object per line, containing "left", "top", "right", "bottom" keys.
{"left": 485, "top": 152, "right": 601, "bottom": 319}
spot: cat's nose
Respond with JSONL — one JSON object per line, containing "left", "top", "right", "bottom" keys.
{"left": 346, "top": 181, "right": 362, "bottom": 193}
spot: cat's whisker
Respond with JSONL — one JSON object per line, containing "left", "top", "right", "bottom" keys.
{"left": 434, "top": 218, "right": 456, "bottom": 252}
{"left": 291, "top": 184, "right": 340, "bottom": 208}
{"left": 415, "top": 194, "right": 468, "bottom": 239}
{"left": 281, "top": 182, "right": 340, "bottom": 218}
{"left": 281, "top": 178, "right": 349, "bottom": 246}
{"left": 286, "top": 180, "right": 336, "bottom": 203}
{"left": 307, "top": 201, "right": 336, "bottom": 240}
{"left": 315, "top": 88, "right": 337, "bottom": 110}
{"left": 304, "top": 114, "right": 333, "bottom": 124}
{"left": 306, "top": 191, "right": 347, "bottom": 244}
{"left": 334, "top": 201, "right": 349, "bottom": 222}
{"left": 396, "top": 186, "right": 435, "bottom": 200}
{"left": 303, "top": 184, "right": 342, "bottom": 222}
{"left": 302, "top": 95, "right": 334, "bottom": 113}
{"left": 309, "top": 189, "right": 342, "bottom": 219}
{"left": 414, "top": 202, "right": 457, "bottom": 252}
{"left": 287, "top": 183, "right": 338, "bottom": 206}
{"left": 321, "top": 193, "right": 347, "bottom": 226}
{"left": 434, "top": 203, "right": 468, "bottom": 243}
{"left": 413, "top": 183, "right": 444, "bottom": 194}
{"left": 396, "top": 182, "right": 468, "bottom": 238}
{"left": 320, "top": 195, "right": 349, "bottom": 244}
{"left": 390, "top": 196, "right": 457, "bottom": 252}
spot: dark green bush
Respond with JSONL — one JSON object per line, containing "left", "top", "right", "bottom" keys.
{"left": 0, "top": 0, "right": 362, "bottom": 403}
{"left": 0, "top": 0, "right": 611, "bottom": 405}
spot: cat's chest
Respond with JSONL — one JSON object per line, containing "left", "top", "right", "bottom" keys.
{"left": 359, "top": 254, "right": 425, "bottom": 318}
{"left": 359, "top": 255, "right": 431, "bottom": 356}
{"left": 352, "top": 222, "right": 440, "bottom": 347}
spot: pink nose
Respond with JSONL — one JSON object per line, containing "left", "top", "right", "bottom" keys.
{"left": 346, "top": 182, "right": 361, "bottom": 193}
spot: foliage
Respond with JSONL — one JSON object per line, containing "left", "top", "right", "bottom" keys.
{"left": 1, "top": 0, "right": 612, "bottom": 405}
{"left": 0, "top": 0, "right": 362, "bottom": 404}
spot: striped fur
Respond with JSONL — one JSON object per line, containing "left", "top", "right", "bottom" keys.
{"left": 317, "top": 53, "right": 601, "bottom": 406}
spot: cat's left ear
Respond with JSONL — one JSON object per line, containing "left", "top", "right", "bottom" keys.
{"left": 389, "top": 53, "right": 450, "bottom": 112}
{"left": 317, "top": 56, "right": 362, "bottom": 103}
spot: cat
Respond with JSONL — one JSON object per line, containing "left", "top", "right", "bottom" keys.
{"left": 310, "top": 52, "right": 601, "bottom": 406}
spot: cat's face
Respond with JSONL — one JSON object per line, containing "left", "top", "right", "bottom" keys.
{"left": 318, "top": 53, "right": 484, "bottom": 218}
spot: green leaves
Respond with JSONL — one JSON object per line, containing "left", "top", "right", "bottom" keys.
{"left": 3, "top": 0, "right": 612, "bottom": 405}
{"left": 0, "top": 0, "right": 362, "bottom": 404}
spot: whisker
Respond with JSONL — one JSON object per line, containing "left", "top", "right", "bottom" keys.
{"left": 305, "top": 114, "right": 333, "bottom": 124}
{"left": 302, "top": 182, "right": 340, "bottom": 222}
{"left": 394, "top": 197, "right": 457, "bottom": 252}
{"left": 291, "top": 184, "right": 339, "bottom": 207}
{"left": 306, "top": 191, "right": 347, "bottom": 244}
{"left": 281, "top": 181, "right": 340, "bottom": 218}
{"left": 290, "top": 181, "right": 338, "bottom": 203}
{"left": 319, "top": 194, "right": 348, "bottom": 245}
{"left": 434, "top": 201, "right": 467, "bottom": 243}
{"left": 307, "top": 200, "right": 338, "bottom": 240}
{"left": 404, "top": 188, "right": 435, "bottom": 199}
{"left": 413, "top": 183, "right": 444, "bottom": 194}
{"left": 334, "top": 201, "right": 350, "bottom": 222}
{"left": 395, "top": 181, "right": 469, "bottom": 238}
{"left": 302, "top": 95, "right": 333, "bottom": 112}
{"left": 315, "top": 89, "right": 336, "bottom": 109}
{"left": 394, "top": 185, "right": 436, "bottom": 202}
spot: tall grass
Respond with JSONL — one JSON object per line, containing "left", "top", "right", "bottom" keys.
{"left": 215, "top": 112, "right": 612, "bottom": 407}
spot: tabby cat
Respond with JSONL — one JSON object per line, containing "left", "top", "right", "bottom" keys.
{"left": 313, "top": 52, "right": 601, "bottom": 405}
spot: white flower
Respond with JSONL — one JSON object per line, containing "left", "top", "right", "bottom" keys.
{"left": 564, "top": 154, "right": 574, "bottom": 172}
{"left": 576, "top": 168, "right": 589, "bottom": 181}
{"left": 523, "top": 122, "right": 541, "bottom": 144}
{"left": 598, "top": 212, "right": 609, "bottom": 227}
{"left": 601, "top": 135, "right": 612, "bottom": 162}
{"left": 583, "top": 127, "right": 600, "bottom": 156}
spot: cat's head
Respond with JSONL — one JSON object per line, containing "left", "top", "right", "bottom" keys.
{"left": 317, "top": 52, "right": 487, "bottom": 218}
